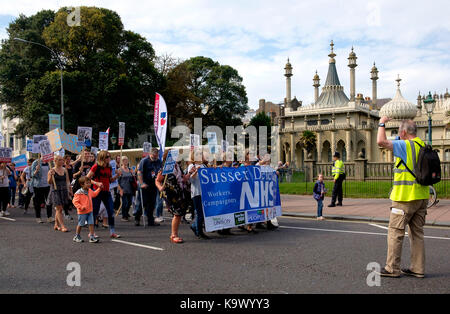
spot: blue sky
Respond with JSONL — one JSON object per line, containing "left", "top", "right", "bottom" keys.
{"left": 1, "top": 0, "right": 450, "bottom": 110}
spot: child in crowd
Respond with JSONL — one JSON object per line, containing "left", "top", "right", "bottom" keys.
{"left": 72, "top": 176, "right": 101, "bottom": 243}
{"left": 313, "top": 174, "right": 326, "bottom": 221}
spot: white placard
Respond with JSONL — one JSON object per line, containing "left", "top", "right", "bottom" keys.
{"left": 118, "top": 122, "right": 125, "bottom": 146}
{"left": 77, "top": 127, "right": 92, "bottom": 147}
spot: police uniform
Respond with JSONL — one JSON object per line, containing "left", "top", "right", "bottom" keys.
{"left": 329, "top": 152, "right": 345, "bottom": 207}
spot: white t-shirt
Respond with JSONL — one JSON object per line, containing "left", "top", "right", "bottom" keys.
{"left": 188, "top": 164, "right": 204, "bottom": 198}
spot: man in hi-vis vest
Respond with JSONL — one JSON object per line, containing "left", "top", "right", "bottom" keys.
{"left": 377, "top": 118, "right": 429, "bottom": 278}
{"left": 328, "top": 152, "right": 345, "bottom": 207}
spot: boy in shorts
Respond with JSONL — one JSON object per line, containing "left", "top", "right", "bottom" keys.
{"left": 72, "top": 176, "right": 101, "bottom": 243}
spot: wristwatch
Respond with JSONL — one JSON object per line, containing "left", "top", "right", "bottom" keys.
{"left": 378, "top": 123, "right": 385, "bottom": 128}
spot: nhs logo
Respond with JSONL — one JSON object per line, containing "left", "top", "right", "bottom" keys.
{"left": 247, "top": 210, "right": 266, "bottom": 223}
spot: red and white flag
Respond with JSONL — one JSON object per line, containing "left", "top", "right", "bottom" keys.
{"left": 154, "top": 93, "right": 168, "bottom": 160}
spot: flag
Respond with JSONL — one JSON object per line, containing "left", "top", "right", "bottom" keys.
{"left": 154, "top": 93, "right": 168, "bottom": 160}
{"left": 105, "top": 127, "right": 110, "bottom": 134}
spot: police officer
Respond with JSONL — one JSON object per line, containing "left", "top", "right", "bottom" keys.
{"left": 376, "top": 117, "right": 428, "bottom": 278}
{"left": 328, "top": 152, "right": 345, "bottom": 207}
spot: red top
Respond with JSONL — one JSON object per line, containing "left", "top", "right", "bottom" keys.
{"left": 90, "top": 164, "right": 112, "bottom": 191}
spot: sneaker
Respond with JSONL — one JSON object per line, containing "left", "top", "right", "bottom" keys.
{"left": 89, "top": 233, "right": 100, "bottom": 239}
{"left": 0, "top": 211, "right": 4, "bottom": 217}
{"left": 376, "top": 267, "right": 401, "bottom": 278}
{"left": 155, "top": 217, "right": 164, "bottom": 223}
{"left": 4, "top": 210, "right": 10, "bottom": 216}
{"left": 64, "top": 214, "right": 74, "bottom": 221}
{"left": 36, "top": 218, "right": 44, "bottom": 224}
{"left": 73, "top": 235, "right": 84, "bottom": 243}
{"left": 401, "top": 269, "right": 425, "bottom": 278}
{"left": 47, "top": 217, "right": 55, "bottom": 223}
{"left": 110, "top": 233, "right": 121, "bottom": 239}
{"left": 89, "top": 235, "right": 99, "bottom": 243}
{"left": 328, "top": 204, "right": 336, "bottom": 208}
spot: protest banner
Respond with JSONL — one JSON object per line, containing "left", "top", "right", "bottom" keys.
{"left": 91, "top": 147, "right": 99, "bottom": 156}
{"left": 33, "top": 135, "right": 48, "bottom": 154}
{"left": 190, "top": 134, "right": 200, "bottom": 151}
{"left": 162, "top": 149, "right": 179, "bottom": 175}
{"left": 77, "top": 127, "right": 92, "bottom": 147}
{"left": 99, "top": 132, "right": 109, "bottom": 151}
{"left": 154, "top": 93, "right": 168, "bottom": 160}
{"left": 48, "top": 114, "right": 61, "bottom": 131}
{"left": 118, "top": 122, "right": 125, "bottom": 146}
{"left": 143, "top": 142, "right": 152, "bottom": 157}
{"left": 0, "top": 147, "right": 12, "bottom": 163}
{"left": 26, "top": 139, "right": 33, "bottom": 152}
{"left": 199, "top": 165, "right": 282, "bottom": 232}
{"left": 12, "top": 154, "right": 27, "bottom": 171}
{"left": 45, "top": 129, "right": 82, "bottom": 154}
{"left": 39, "top": 140, "right": 54, "bottom": 162}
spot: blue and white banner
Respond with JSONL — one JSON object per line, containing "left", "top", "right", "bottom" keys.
{"left": 12, "top": 154, "right": 27, "bottom": 171}
{"left": 199, "top": 166, "right": 282, "bottom": 232}
{"left": 162, "top": 149, "right": 179, "bottom": 175}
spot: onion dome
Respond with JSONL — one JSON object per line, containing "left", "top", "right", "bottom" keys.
{"left": 379, "top": 75, "right": 418, "bottom": 119}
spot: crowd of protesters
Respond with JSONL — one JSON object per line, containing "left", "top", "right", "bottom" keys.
{"left": 1, "top": 147, "right": 281, "bottom": 244}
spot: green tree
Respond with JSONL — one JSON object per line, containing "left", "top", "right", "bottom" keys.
{"left": 0, "top": 7, "right": 164, "bottom": 145}
{"left": 299, "top": 130, "right": 317, "bottom": 156}
{"left": 163, "top": 56, "right": 248, "bottom": 131}
{"left": 249, "top": 111, "right": 272, "bottom": 128}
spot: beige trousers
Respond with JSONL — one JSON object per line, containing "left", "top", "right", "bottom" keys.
{"left": 385, "top": 199, "right": 427, "bottom": 275}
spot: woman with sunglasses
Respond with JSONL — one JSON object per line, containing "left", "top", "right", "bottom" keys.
{"left": 87, "top": 151, "right": 122, "bottom": 239}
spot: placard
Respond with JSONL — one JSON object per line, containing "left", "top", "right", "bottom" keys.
{"left": 12, "top": 154, "right": 27, "bottom": 171}
{"left": 190, "top": 134, "right": 200, "bottom": 151}
{"left": 91, "top": 147, "right": 99, "bottom": 156}
{"left": 0, "top": 147, "right": 12, "bottom": 163}
{"left": 199, "top": 166, "right": 282, "bottom": 232}
{"left": 48, "top": 114, "right": 61, "bottom": 131}
{"left": 77, "top": 127, "right": 92, "bottom": 147}
{"left": 118, "top": 122, "right": 125, "bottom": 146}
{"left": 33, "top": 135, "right": 48, "bottom": 154}
{"left": 162, "top": 149, "right": 179, "bottom": 175}
{"left": 26, "top": 139, "right": 33, "bottom": 152}
{"left": 99, "top": 132, "right": 109, "bottom": 151}
{"left": 46, "top": 129, "right": 83, "bottom": 154}
{"left": 40, "top": 140, "right": 54, "bottom": 162}
{"left": 143, "top": 142, "right": 152, "bottom": 157}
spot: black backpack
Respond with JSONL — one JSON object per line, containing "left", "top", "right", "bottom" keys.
{"left": 398, "top": 140, "right": 441, "bottom": 186}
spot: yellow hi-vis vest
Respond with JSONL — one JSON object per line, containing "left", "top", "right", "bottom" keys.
{"left": 332, "top": 159, "right": 345, "bottom": 180}
{"left": 390, "top": 137, "right": 429, "bottom": 202}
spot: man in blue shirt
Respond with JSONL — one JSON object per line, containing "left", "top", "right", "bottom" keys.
{"left": 135, "top": 148, "right": 162, "bottom": 226}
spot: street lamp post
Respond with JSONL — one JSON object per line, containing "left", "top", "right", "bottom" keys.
{"left": 111, "top": 134, "right": 117, "bottom": 150}
{"left": 423, "top": 92, "right": 436, "bottom": 145}
{"left": 14, "top": 38, "right": 65, "bottom": 130}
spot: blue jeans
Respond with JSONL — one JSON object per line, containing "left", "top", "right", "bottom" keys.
{"left": 317, "top": 199, "right": 323, "bottom": 217}
{"left": 191, "top": 195, "right": 204, "bottom": 235}
{"left": 155, "top": 192, "right": 163, "bottom": 217}
{"left": 121, "top": 193, "right": 133, "bottom": 218}
{"left": 92, "top": 190, "right": 115, "bottom": 231}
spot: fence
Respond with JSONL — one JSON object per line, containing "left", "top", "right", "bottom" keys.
{"left": 278, "top": 161, "right": 450, "bottom": 199}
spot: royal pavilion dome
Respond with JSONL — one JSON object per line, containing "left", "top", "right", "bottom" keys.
{"left": 379, "top": 75, "right": 418, "bottom": 119}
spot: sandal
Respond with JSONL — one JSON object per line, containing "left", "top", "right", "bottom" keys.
{"left": 170, "top": 235, "right": 184, "bottom": 244}
{"left": 60, "top": 227, "right": 69, "bottom": 233}
{"left": 54, "top": 225, "right": 61, "bottom": 231}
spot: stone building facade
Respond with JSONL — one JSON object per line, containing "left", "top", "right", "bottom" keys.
{"left": 268, "top": 41, "right": 450, "bottom": 169}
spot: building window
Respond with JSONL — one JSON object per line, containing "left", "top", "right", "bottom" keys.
{"left": 391, "top": 130, "right": 398, "bottom": 137}
{"left": 445, "top": 149, "right": 450, "bottom": 162}
{"left": 321, "top": 119, "right": 330, "bottom": 125}
{"left": 307, "top": 120, "right": 318, "bottom": 126}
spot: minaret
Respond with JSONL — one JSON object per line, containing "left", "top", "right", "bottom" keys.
{"left": 370, "top": 62, "right": 379, "bottom": 109}
{"left": 313, "top": 71, "right": 320, "bottom": 103}
{"left": 417, "top": 92, "right": 422, "bottom": 117}
{"left": 348, "top": 46, "right": 358, "bottom": 101}
{"left": 284, "top": 58, "right": 293, "bottom": 103}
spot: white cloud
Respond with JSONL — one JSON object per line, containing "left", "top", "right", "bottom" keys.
{"left": 1, "top": 0, "right": 449, "bottom": 110}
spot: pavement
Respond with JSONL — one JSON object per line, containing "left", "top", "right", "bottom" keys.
{"left": 281, "top": 195, "right": 450, "bottom": 227}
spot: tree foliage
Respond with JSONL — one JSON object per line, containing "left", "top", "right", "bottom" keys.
{"left": 163, "top": 56, "right": 248, "bottom": 131}
{"left": 299, "top": 130, "right": 317, "bottom": 154}
{"left": 0, "top": 7, "right": 164, "bottom": 145}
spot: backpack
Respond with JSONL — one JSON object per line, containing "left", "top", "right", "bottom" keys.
{"left": 398, "top": 141, "right": 441, "bottom": 186}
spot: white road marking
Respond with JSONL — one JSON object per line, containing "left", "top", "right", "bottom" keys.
{"left": 111, "top": 239, "right": 164, "bottom": 251}
{"left": 0, "top": 217, "right": 16, "bottom": 222}
{"left": 369, "top": 223, "right": 388, "bottom": 230}
{"left": 280, "top": 225, "right": 450, "bottom": 241}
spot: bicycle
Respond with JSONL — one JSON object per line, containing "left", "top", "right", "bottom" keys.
{"left": 389, "top": 185, "right": 438, "bottom": 209}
